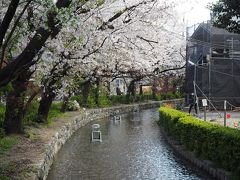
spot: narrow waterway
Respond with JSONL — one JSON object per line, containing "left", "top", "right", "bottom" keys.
{"left": 47, "top": 108, "right": 210, "bottom": 180}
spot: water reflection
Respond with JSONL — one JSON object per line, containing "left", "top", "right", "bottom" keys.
{"left": 47, "top": 109, "right": 210, "bottom": 180}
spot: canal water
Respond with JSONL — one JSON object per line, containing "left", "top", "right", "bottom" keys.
{"left": 47, "top": 108, "right": 210, "bottom": 180}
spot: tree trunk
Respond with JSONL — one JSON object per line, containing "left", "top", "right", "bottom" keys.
{"left": 127, "top": 80, "right": 135, "bottom": 96}
{"left": 94, "top": 78, "right": 100, "bottom": 106}
{"left": 0, "top": 0, "right": 20, "bottom": 48}
{"left": 37, "top": 90, "right": 55, "bottom": 123}
{"left": 140, "top": 84, "right": 143, "bottom": 95}
{"left": 82, "top": 80, "right": 91, "bottom": 107}
{"left": 127, "top": 80, "right": 136, "bottom": 102}
{"left": 61, "top": 91, "right": 71, "bottom": 113}
{"left": 4, "top": 91, "right": 24, "bottom": 134}
{"left": 23, "top": 88, "right": 40, "bottom": 116}
{"left": 3, "top": 73, "right": 30, "bottom": 134}
{"left": 107, "top": 81, "right": 111, "bottom": 95}
{"left": 152, "top": 91, "right": 156, "bottom": 100}
{"left": 152, "top": 83, "right": 157, "bottom": 100}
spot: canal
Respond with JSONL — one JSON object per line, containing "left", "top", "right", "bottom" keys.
{"left": 47, "top": 108, "right": 210, "bottom": 180}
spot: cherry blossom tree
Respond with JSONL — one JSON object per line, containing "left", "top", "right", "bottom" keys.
{"left": 1, "top": 0, "right": 186, "bottom": 133}
{"left": 0, "top": 0, "right": 103, "bottom": 133}
{"left": 62, "top": 0, "right": 186, "bottom": 99}
{"left": 34, "top": 0, "right": 185, "bottom": 113}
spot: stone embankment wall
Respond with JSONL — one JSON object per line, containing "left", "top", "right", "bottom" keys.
{"left": 36, "top": 101, "right": 183, "bottom": 180}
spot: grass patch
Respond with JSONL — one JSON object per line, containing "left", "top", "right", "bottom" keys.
{"left": 48, "top": 102, "right": 65, "bottom": 123}
{"left": 23, "top": 101, "right": 39, "bottom": 126}
{"left": 0, "top": 104, "right": 5, "bottom": 138}
{"left": 24, "top": 101, "right": 65, "bottom": 126}
{"left": 0, "top": 136, "right": 18, "bottom": 155}
{"left": 0, "top": 101, "right": 66, "bottom": 131}
{"left": 0, "top": 103, "right": 5, "bottom": 122}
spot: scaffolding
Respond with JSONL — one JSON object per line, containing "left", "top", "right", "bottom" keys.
{"left": 185, "top": 21, "right": 240, "bottom": 107}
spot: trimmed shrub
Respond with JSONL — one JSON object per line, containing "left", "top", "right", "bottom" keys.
{"left": 110, "top": 95, "right": 129, "bottom": 104}
{"left": 160, "top": 92, "right": 184, "bottom": 100}
{"left": 159, "top": 107, "right": 240, "bottom": 176}
{"left": 98, "top": 87, "right": 112, "bottom": 108}
{"left": 110, "top": 94, "right": 160, "bottom": 105}
{"left": 98, "top": 96, "right": 112, "bottom": 108}
{"left": 159, "top": 107, "right": 189, "bottom": 138}
{"left": 86, "top": 96, "right": 97, "bottom": 108}
{"left": 153, "top": 94, "right": 161, "bottom": 101}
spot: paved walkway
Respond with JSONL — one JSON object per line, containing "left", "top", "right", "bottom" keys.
{"left": 192, "top": 111, "right": 240, "bottom": 128}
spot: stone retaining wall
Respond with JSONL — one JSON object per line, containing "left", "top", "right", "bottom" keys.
{"left": 36, "top": 101, "right": 184, "bottom": 180}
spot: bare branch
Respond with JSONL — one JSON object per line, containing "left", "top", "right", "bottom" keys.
{"left": 154, "top": 63, "right": 186, "bottom": 74}
{"left": 98, "top": 1, "right": 147, "bottom": 30}
{"left": 136, "top": 35, "right": 158, "bottom": 44}
{"left": 82, "top": 36, "right": 108, "bottom": 59}
{"left": 1, "top": 0, "right": 32, "bottom": 67}
{"left": 0, "top": 0, "right": 20, "bottom": 48}
{"left": 0, "top": 0, "right": 73, "bottom": 87}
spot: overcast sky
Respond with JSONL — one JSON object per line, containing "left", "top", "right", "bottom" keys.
{"left": 176, "top": 0, "right": 218, "bottom": 26}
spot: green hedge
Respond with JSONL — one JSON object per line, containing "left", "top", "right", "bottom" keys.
{"left": 160, "top": 91, "right": 183, "bottom": 100}
{"left": 159, "top": 107, "right": 240, "bottom": 175}
{"left": 110, "top": 94, "right": 159, "bottom": 104}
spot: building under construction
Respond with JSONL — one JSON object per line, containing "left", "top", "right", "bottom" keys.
{"left": 185, "top": 21, "right": 240, "bottom": 107}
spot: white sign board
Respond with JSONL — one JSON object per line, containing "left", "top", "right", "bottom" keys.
{"left": 202, "top": 99, "right": 208, "bottom": 107}
{"left": 224, "top": 100, "right": 227, "bottom": 110}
